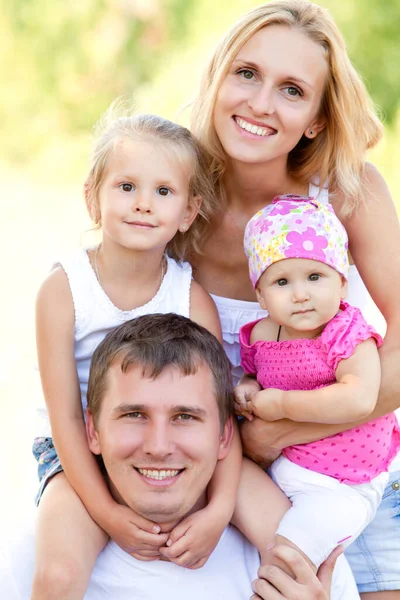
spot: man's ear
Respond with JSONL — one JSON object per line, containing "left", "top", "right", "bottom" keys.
{"left": 217, "top": 417, "right": 235, "bottom": 461}
{"left": 86, "top": 409, "right": 101, "bottom": 455}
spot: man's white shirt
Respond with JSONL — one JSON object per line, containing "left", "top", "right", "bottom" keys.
{"left": 1, "top": 517, "right": 360, "bottom": 599}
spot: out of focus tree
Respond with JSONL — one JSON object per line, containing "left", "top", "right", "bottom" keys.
{"left": 1, "top": 0, "right": 399, "bottom": 164}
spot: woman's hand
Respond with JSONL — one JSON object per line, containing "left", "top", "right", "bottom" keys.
{"left": 251, "top": 544, "right": 343, "bottom": 599}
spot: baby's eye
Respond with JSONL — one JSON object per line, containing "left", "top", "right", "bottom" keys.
{"left": 120, "top": 183, "right": 134, "bottom": 192}
{"left": 309, "top": 273, "right": 320, "bottom": 281}
{"left": 157, "top": 187, "right": 171, "bottom": 196}
{"left": 277, "top": 279, "right": 288, "bottom": 286}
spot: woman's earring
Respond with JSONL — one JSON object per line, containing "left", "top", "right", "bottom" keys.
{"left": 180, "top": 224, "right": 188, "bottom": 233}
{"left": 308, "top": 129, "right": 314, "bottom": 136}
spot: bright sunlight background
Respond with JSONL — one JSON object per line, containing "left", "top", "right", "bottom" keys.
{"left": 1, "top": 0, "right": 400, "bottom": 523}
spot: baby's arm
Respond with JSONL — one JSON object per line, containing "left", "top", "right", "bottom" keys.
{"left": 35, "top": 269, "right": 166, "bottom": 550}
{"left": 249, "top": 338, "right": 381, "bottom": 424}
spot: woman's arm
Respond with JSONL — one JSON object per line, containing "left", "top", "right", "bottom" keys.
{"left": 242, "top": 164, "right": 400, "bottom": 457}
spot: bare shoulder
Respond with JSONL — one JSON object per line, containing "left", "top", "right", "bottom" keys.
{"left": 250, "top": 317, "right": 277, "bottom": 343}
{"left": 36, "top": 266, "right": 74, "bottom": 328}
{"left": 189, "top": 279, "right": 222, "bottom": 342}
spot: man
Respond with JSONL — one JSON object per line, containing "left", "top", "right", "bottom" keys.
{"left": 2, "top": 314, "right": 357, "bottom": 599}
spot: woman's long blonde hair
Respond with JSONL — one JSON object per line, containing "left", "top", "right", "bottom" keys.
{"left": 191, "top": 0, "right": 383, "bottom": 215}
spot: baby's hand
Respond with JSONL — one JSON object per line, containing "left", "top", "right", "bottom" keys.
{"left": 234, "top": 377, "right": 261, "bottom": 421}
{"left": 251, "top": 388, "right": 285, "bottom": 421}
{"left": 105, "top": 504, "right": 168, "bottom": 561}
{"left": 159, "top": 505, "right": 226, "bottom": 569}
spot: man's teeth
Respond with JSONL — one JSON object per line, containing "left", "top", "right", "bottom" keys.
{"left": 236, "top": 117, "right": 273, "bottom": 137}
{"left": 138, "top": 468, "right": 180, "bottom": 480}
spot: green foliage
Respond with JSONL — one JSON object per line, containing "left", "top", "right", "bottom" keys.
{"left": 1, "top": 0, "right": 399, "bottom": 165}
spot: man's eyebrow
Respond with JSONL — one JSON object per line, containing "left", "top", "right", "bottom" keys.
{"left": 172, "top": 405, "right": 208, "bottom": 417}
{"left": 111, "top": 403, "right": 146, "bottom": 416}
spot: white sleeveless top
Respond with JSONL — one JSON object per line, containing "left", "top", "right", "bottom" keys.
{"left": 211, "top": 184, "right": 400, "bottom": 471}
{"left": 34, "top": 249, "right": 192, "bottom": 438}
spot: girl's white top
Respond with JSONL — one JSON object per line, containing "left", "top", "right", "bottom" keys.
{"left": 34, "top": 249, "right": 192, "bottom": 438}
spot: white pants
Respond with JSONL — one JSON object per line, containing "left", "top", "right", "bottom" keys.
{"left": 270, "top": 455, "right": 388, "bottom": 568}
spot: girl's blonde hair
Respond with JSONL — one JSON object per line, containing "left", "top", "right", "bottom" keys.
{"left": 86, "top": 104, "right": 217, "bottom": 261}
{"left": 191, "top": 0, "right": 383, "bottom": 215}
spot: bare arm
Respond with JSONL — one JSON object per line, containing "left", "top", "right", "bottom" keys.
{"left": 242, "top": 164, "right": 400, "bottom": 456}
{"left": 250, "top": 339, "right": 380, "bottom": 424}
{"left": 36, "top": 269, "right": 160, "bottom": 546}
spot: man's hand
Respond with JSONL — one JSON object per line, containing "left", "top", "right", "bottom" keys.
{"left": 159, "top": 504, "right": 226, "bottom": 569}
{"left": 251, "top": 544, "right": 343, "bottom": 599}
{"left": 105, "top": 504, "right": 168, "bottom": 560}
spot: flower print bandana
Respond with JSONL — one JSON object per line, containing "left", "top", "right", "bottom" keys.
{"left": 244, "top": 194, "right": 349, "bottom": 288}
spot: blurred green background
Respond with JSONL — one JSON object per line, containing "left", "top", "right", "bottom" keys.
{"left": 1, "top": 0, "right": 400, "bottom": 514}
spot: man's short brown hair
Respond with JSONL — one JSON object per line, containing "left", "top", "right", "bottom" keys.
{"left": 87, "top": 313, "right": 233, "bottom": 429}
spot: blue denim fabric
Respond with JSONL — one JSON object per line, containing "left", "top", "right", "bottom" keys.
{"left": 32, "top": 437, "right": 63, "bottom": 505}
{"left": 345, "top": 470, "right": 400, "bottom": 593}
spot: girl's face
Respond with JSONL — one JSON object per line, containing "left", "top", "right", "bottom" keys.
{"left": 256, "top": 258, "right": 348, "bottom": 339}
{"left": 213, "top": 25, "right": 327, "bottom": 168}
{"left": 96, "top": 137, "right": 198, "bottom": 253}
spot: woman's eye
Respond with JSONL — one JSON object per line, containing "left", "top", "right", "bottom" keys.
{"left": 309, "top": 273, "right": 320, "bottom": 281}
{"left": 277, "top": 279, "right": 288, "bottom": 286}
{"left": 120, "top": 183, "right": 134, "bottom": 192}
{"left": 157, "top": 187, "right": 171, "bottom": 196}
{"left": 238, "top": 68, "right": 255, "bottom": 81}
{"left": 284, "top": 86, "right": 302, "bottom": 97}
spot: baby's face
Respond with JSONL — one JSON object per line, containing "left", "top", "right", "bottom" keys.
{"left": 256, "top": 258, "right": 348, "bottom": 338}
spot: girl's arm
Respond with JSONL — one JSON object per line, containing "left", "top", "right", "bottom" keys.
{"left": 161, "top": 281, "right": 242, "bottom": 568}
{"left": 241, "top": 164, "right": 400, "bottom": 456}
{"left": 250, "top": 338, "right": 381, "bottom": 424}
{"left": 36, "top": 268, "right": 165, "bottom": 552}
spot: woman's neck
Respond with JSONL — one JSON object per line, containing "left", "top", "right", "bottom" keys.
{"left": 224, "top": 158, "right": 307, "bottom": 212}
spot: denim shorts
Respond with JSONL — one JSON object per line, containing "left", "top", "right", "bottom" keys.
{"left": 345, "top": 469, "right": 400, "bottom": 593}
{"left": 32, "top": 437, "right": 63, "bottom": 505}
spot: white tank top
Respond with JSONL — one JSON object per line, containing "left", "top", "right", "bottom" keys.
{"left": 34, "top": 249, "right": 192, "bottom": 438}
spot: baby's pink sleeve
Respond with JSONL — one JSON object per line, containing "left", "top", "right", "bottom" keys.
{"left": 239, "top": 321, "right": 258, "bottom": 376}
{"left": 323, "top": 304, "right": 383, "bottom": 372}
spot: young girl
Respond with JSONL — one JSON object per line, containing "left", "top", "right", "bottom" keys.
{"left": 31, "top": 108, "right": 248, "bottom": 599}
{"left": 235, "top": 194, "right": 400, "bottom": 570}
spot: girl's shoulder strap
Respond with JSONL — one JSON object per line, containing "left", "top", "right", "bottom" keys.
{"left": 164, "top": 256, "right": 192, "bottom": 318}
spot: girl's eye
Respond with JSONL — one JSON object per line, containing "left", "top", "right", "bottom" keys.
{"left": 238, "top": 68, "right": 255, "bottom": 81}
{"left": 120, "top": 183, "right": 134, "bottom": 192}
{"left": 157, "top": 187, "right": 171, "bottom": 196}
{"left": 277, "top": 279, "right": 288, "bottom": 286}
{"left": 283, "top": 86, "right": 302, "bottom": 97}
{"left": 309, "top": 273, "right": 320, "bottom": 281}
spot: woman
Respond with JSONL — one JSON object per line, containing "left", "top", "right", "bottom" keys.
{"left": 190, "top": 1, "right": 400, "bottom": 598}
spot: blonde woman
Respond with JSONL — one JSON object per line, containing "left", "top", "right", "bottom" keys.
{"left": 190, "top": 1, "right": 400, "bottom": 598}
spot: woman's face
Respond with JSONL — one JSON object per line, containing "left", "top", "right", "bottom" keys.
{"left": 213, "top": 25, "right": 328, "bottom": 168}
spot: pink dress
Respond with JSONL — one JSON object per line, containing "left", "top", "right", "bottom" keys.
{"left": 240, "top": 302, "right": 400, "bottom": 484}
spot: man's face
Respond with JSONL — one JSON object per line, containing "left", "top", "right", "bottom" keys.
{"left": 87, "top": 363, "right": 232, "bottom": 525}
